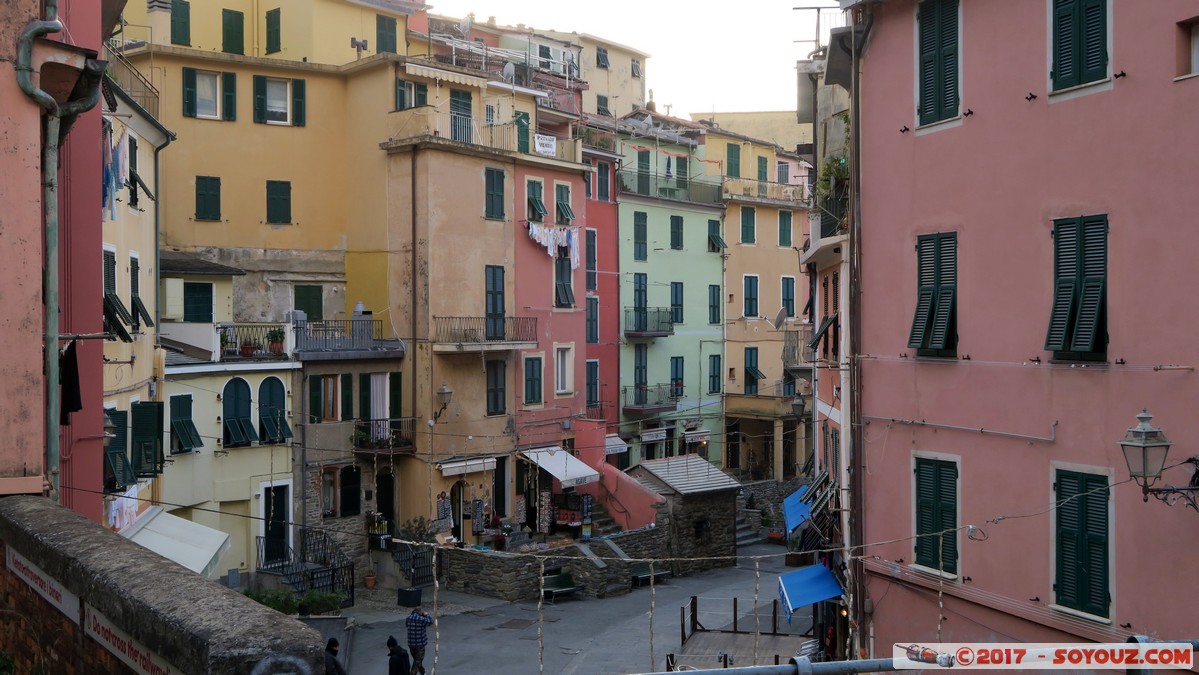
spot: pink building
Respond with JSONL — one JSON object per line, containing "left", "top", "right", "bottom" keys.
{"left": 848, "top": 0, "right": 1199, "bottom": 650}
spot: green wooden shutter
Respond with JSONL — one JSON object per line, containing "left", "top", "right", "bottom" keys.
{"left": 1054, "top": 470, "right": 1083, "bottom": 609}
{"left": 359, "top": 373, "right": 371, "bottom": 421}
{"left": 221, "top": 72, "right": 236, "bottom": 121}
{"left": 936, "top": 460, "right": 958, "bottom": 572}
{"left": 106, "top": 409, "right": 133, "bottom": 488}
{"left": 1070, "top": 217, "right": 1106, "bottom": 352}
{"left": 914, "top": 458, "right": 955, "bottom": 571}
{"left": 1080, "top": 473, "right": 1109, "bottom": 617}
{"left": 757, "top": 156, "right": 767, "bottom": 182}
{"left": 389, "top": 372, "right": 402, "bottom": 419}
{"left": 377, "top": 15, "right": 397, "bottom": 54}
{"left": 516, "top": 111, "right": 530, "bottom": 153}
{"left": 1045, "top": 219, "right": 1080, "bottom": 350}
{"left": 308, "top": 376, "right": 322, "bottom": 423}
{"left": 222, "top": 10, "right": 244, "bottom": 55}
{"left": 741, "top": 207, "right": 755, "bottom": 243}
{"left": 291, "top": 79, "right": 306, "bottom": 126}
{"left": 170, "top": 0, "right": 190, "bottom": 46}
{"left": 267, "top": 180, "right": 292, "bottom": 223}
{"left": 1052, "top": 0, "right": 1079, "bottom": 90}
{"left": 294, "top": 284, "right": 323, "bottom": 321}
{"left": 131, "top": 401, "right": 164, "bottom": 477}
{"left": 927, "top": 233, "right": 956, "bottom": 350}
{"left": 395, "top": 79, "right": 407, "bottom": 110}
{"left": 726, "top": 143, "right": 740, "bottom": 177}
{"left": 182, "top": 67, "right": 197, "bottom": 118}
{"left": 266, "top": 8, "right": 281, "bottom": 54}
{"left": 253, "top": 75, "right": 266, "bottom": 123}
{"left": 1079, "top": 0, "right": 1107, "bottom": 84}
{"left": 414, "top": 83, "right": 427, "bottom": 106}
{"left": 779, "top": 211, "right": 792, "bottom": 247}
{"left": 939, "top": 0, "right": 959, "bottom": 119}
{"left": 340, "top": 373, "right": 353, "bottom": 420}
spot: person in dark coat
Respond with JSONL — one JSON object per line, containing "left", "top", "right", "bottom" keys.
{"left": 324, "top": 637, "right": 348, "bottom": 675}
{"left": 387, "top": 635, "right": 411, "bottom": 675}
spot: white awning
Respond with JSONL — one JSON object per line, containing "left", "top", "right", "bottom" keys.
{"left": 604, "top": 434, "right": 629, "bottom": 455}
{"left": 641, "top": 428, "right": 667, "bottom": 443}
{"left": 121, "top": 507, "right": 231, "bottom": 579}
{"left": 405, "top": 63, "right": 487, "bottom": 88}
{"left": 684, "top": 430, "right": 711, "bottom": 443}
{"left": 439, "top": 456, "right": 497, "bottom": 477}
{"left": 521, "top": 446, "right": 600, "bottom": 488}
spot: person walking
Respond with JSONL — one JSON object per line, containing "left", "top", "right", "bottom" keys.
{"left": 405, "top": 606, "right": 434, "bottom": 675}
{"left": 324, "top": 637, "right": 348, "bottom": 675}
{"left": 387, "top": 635, "right": 411, "bottom": 675}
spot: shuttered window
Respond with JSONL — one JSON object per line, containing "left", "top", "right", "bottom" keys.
{"left": 265, "top": 8, "right": 281, "bottom": 54}
{"left": 726, "top": 144, "right": 740, "bottom": 178}
{"left": 908, "top": 232, "right": 957, "bottom": 354}
{"left": 586, "top": 297, "right": 599, "bottom": 344}
{"left": 266, "top": 180, "right": 292, "bottom": 223}
{"left": 195, "top": 176, "right": 221, "bottom": 220}
{"left": 670, "top": 215, "right": 684, "bottom": 250}
{"left": 782, "top": 277, "right": 796, "bottom": 317}
{"left": 131, "top": 401, "right": 164, "bottom": 477}
{"left": 170, "top": 0, "right": 190, "bottom": 46}
{"left": 524, "top": 357, "right": 543, "bottom": 405}
{"left": 555, "top": 247, "right": 574, "bottom": 307}
{"left": 104, "top": 409, "right": 135, "bottom": 492}
{"left": 744, "top": 347, "right": 763, "bottom": 395}
{"left": 1054, "top": 470, "right": 1109, "bottom": 617}
{"left": 1052, "top": 0, "right": 1107, "bottom": 91}
{"left": 596, "top": 47, "right": 609, "bottom": 68}
{"left": 129, "top": 256, "right": 153, "bottom": 331}
{"left": 586, "top": 361, "right": 600, "bottom": 406}
{"left": 708, "top": 354, "right": 721, "bottom": 394}
{"left": 1044, "top": 215, "right": 1106, "bottom": 358}
{"left": 585, "top": 229, "right": 597, "bottom": 290}
{"left": 917, "top": 0, "right": 959, "bottom": 125}
{"left": 486, "top": 361, "right": 506, "bottom": 415}
{"left": 294, "top": 284, "right": 323, "bottom": 322}
{"left": 597, "top": 94, "right": 611, "bottom": 116}
{"left": 779, "top": 211, "right": 793, "bottom": 247}
{"left": 740, "top": 207, "right": 756, "bottom": 244}
{"left": 914, "top": 457, "right": 958, "bottom": 573}
{"left": 254, "top": 76, "right": 305, "bottom": 126}
{"left": 182, "top": 282, "right": 213, "bottom": 323}
{"left": 222, "top": 378, "right": 258, "bottom": 447}
{"left": 743, "top": 275, "right": 758, "bottom": 318}
{"left": 708, "top": 219, "right": 726, "bottom": 252}
{"left": 222, "top": 9, "right": 244, "bottom": 55}
{"left": 633, "top": 212, "right": 648, "bottom": 260}
{"left": 555, "top": 184, "right": 575, "bottom": 224}
{"left": 340, "top": 373, "right": 353, "bottom": 421}
{"left": 169, "top": 395, "right": 203, "bottom": 453}
{"left": 527, "top": 180, "right": 547, "bottom": 222}
{"left": 597, "top": 161, "right": 610, "bottom": 201}
{"left": 670, "top": 356, "right": 684, "bottom": 398}
{"left": 709, "top": 284, "right": 720, "bottom": 325}
{"left": 395, "top": 79, "right": 428, "bottom": 110}
{"left": 670, "top": 282, "right": 684, "bottom": 324}
{"left": 485, "top": 167, "right": 505, "bottom": 218}
{"left": 376, "top": 14, "right": 397, "bottom": 54}
{"left": 259, "top": 377, "right": 293, "bottom": 443}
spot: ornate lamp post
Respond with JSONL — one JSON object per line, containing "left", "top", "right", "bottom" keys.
{"left": 1119, "top": 409, "right": 1199, "bottom": 512}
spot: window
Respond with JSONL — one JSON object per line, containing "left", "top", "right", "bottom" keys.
{"left": 726, "top": 143, "right": 741, "bottom": 178}
{"left": 782, "top": 277, "right": 796, "bottom": 317}
{"left": 908, "top": 232, "right": 958, "bottom": 355}
{"left": 670, "top": 215, "right": 683, "bottom": 250}
{"left": 1051, "top": 0, "right": 1108, "bottom": 91}
{"left": 708, "top": 219, "right": 726, "bottom": 251}
{"left": 376, "top": 14, "right": 397, "bottom": 54}
{"left": 597, "top": 161, "right": 610, "bottom": 201}
{"left": 524, "top": 357, "right": 543, "bottom": 405}
{"left": 555, "top": 247, "right": 574, "bottom": 307}
{"left": 129, "top": 257, "right": 153, "bottom": 332}
{"left": 783, "top": 372, "right": 796, "bottom": 397}
{"left": 259, "top": 377, "right": 293, "bottom": 443}
{"left": 182, "top": 281, "right": 213, "bottom": 322}
{"left": 757, "top": 156, "right": 768, "bottom": 182}
{"left": 308, "top": 374, "right": 340, "bottom": 422}
{"left": 596, "top": 47, "right": 609, "bottom": 68}
{"left": 1045, "top": 215, "right": 1106, "bottom": 359}
{"left": 265, "top": 8, "right": 281, "bottom": 54}
{"left": 340, "top": 465, "right": 361, "bottom": 516}
{"left": 917, "top": 0, "right": 959, "bottom": 125}
{"left": 555, "top": 184, "right": 575, "bottom": 224}
{"left": 633, "top": 212, "right": 647, "bottom": 261}
{"left": 182, "top": 69, "right": 235, "bottom": 121}
{"left": 740, "top": 207, "right": 756, "bottom": 244}
{"left": 915, "top": 457, "right": 958, "bottom": 573}
{"left": 744, "top": 347, "right": 764, "bottom": 395}
{"left": 485, "top": 167, "right": 505, "bottom": 219}
{"left": 102, "top": 250, "right": 133, "bottom": 342}
{"left": 486, "top": 360, "right": 506, "bottom": 415}
{"left": 633, "top": 344, "right": 648, "bottom": 390}
{"left": 130, "top": 401, "right": 164, "bottom": 478}
{"left": 253, "top": 75, "right": 305, "bottom": 126}
{"left": 266, "top": 180, "right": 292, "bottom": 223}
{"left": 1054, "top": 469, "right": 1109, "bottom": 617}
{"left": 169, "top": 394, "right": 203, "bottom": 453}
{"left": 527, "top": 180, "right": 547, "bottom": 222}
{"left": 597, "top": 94, "right": 611, "bottom": 116}
{"left": 485, "top": 265, "right": 505, "bottom": 340}
{"left": 586, "top": 360, "right": 600, "bottom": 406}
{"left": 126, "top": 135, "right": 141, "bottom": 208}
{"left": 708, "top": 354, "right": 721, "bottom": 394}
{"left": 555, "top": 346, "right": 572, "bottom": 394}
{"left": 450, "top": 89, "right": 472, "bottom": 142}
{"left": 585, "top": 229, "right": 597, "bottom": 290}
{"left": 294, "top": 284, "right": 323, "bottom": 322}
{"left": 709, "top": 284, "right": 721, "bottom": 325}
{"left": 195, "top": 176, "right": 221, "bottom": 220}
{"left": 538, "top": 44, "right": 552, "bottom": 69}
{"left": 778, "top": 161, "right": 790, "bottom": 184}
{"left": 222, "top": 378, "right": 258, "bottom": 448}
{"left": 171, "top": 0, "right": 190, "bottom": 46}
{"left": 222, "top": 9, "right": 244, "bottom": 55}
{"left": 321, "top": 469, "right": 338, "bottom": 517}
{"left": 395, "top": 79, "right": 428, "bottom": 110}
{"left": 586, "top": 297, "right": 599, "bottom": 344}
{"left": 583, "top": 159, "right": 593, "bottom": 198}
{"left": 779, "top": 211, "right": 793, "bottom": 247}
{"left": 743, "top": 275, "right": 759, "bottom": 317}
{"left": 670, "top": 282, "right": 684, "bottom": 324}
{"left": 631, "top": 58, "right": 642, "bottom": 77}
{"left": 104, "top": 409, "right": 134, "bottom": 492}
{"left": 1189, "top": 22, "right": 1199, "bottom": 75}
{"left": 670, "top": 356, "right": 684, "bottom": 398}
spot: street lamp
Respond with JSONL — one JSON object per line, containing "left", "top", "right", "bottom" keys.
{"left": 791, "top": 394, "right": 806, "bottom": 419}
{"left": 432, "top": 383, "right": 453, "bottom": 423}
{"left": 1119, "top": 409, "right": 1199, "bottom": 512}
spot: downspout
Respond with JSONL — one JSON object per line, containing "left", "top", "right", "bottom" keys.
{"left": 410, "top": 149, "right": 419, "bottom": 436}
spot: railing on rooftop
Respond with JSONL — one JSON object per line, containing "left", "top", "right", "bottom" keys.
{"left": 294, "top": 319, "right": 394, "bottom": 352}
{"left": 217, "top": 323, "right": 289, "bottom": 361}
{"left": 103, "top": 39, "right": 159, "bottom": 118}
{"left": 432, "top": 316, "right": 537, "bottom": 344}
{"left": 616, "top": 168, "right": 723, "bottom": 205}
{"left": 387, "top": 107, "right": 579, "bottom": 161}
{"left": 723, "top": 176, "right": 812, "bottom": 205}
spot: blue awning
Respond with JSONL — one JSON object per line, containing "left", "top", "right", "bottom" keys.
{"left": 783, "top": 489, "right": 811, "bottom": 534}
{"left": 778, "top": 565, "right": 844, "bottom": 622}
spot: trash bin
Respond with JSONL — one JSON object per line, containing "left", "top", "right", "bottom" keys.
{"left": 397, "top": 587, "right": 422, "bottom": 607}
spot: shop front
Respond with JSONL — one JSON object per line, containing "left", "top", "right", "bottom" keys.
{"left": 513, "top": 445, "right": 601, "bottom": 547}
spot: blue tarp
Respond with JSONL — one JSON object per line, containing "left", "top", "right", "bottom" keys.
{"left": 783, "top": 489, "right": 811, "bottom": 535}
{"left": 778, "top": 564, "right": 844, "bottom": 623}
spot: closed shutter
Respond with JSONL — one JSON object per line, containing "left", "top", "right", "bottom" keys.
{"left": 757, "top": 156, "right": 768, "bottom": 182}
{"left": 359, "top": 373, "right": 371, "bottom": 421}
{"left": 585, "top": 229, "right": 597, "bottom": 290}
{"left": 1080, "top": 473, "right": 1110, "bottom": 617}
{"left": 726, "top": 144, "right": 740, "bottom": 178}
{"left": 182, "top": 282, "right": 213, "bottom": 322}
{"left": 291, "top": 79, "right": 306, "bottom": 126}
{"left": 131, "top": 401, "right": 164, "bottom": 477}
{"left": 389, "top": 372, "right": 402, "bottom": 419}
{"left": 266, "top": 180, "right": 291, "bottom": 224}
{"left": 376, "top": 15, "right": 397, "bottom": 54}
{"left": 222, "top": 10, "right": 244, "bottom": 55}
{"left": 915, "top": 458, "right": 957, "bottom": 572}
{"left": 222, "top": 72, "right": 236, "bottom": 120}
{"left": 779, "top": 211, "right": 792, "bottom": 247}
{"left": 670, "top": 215, "right": 683, "bottom": 249}
{"left": 939, "top": 0, "right": 959, "bottom": 120}
{"left": 485, "top": 265, "right": 505, "bottom": 340}
{"left": 265, "top": 8, "right": 280, "bottom": 54}
{"left": 294, "top": 284, "right": 322, "bottom": 322}
{"left": 918, "top": 0, "right": 958, "bottom": 125}
{"left": 516, "top": 111, "right": 530, "bottom": 153}
{"left": 1052, "top": 0, "right": 1079, "bottom": 89}
{"left": 170, "top": 0, "right": 190, "bottom": 46}
{"left": 1079, "top": 0, "right": 1107, "bottom": 84}
{"left": 414, "top": 83, "right": 427, "bottom": 106}
{"left": 309, "top": 375, "right": 322, "bottom": 423}
{"left": 634, "top": 212, "right": 647, "bottom": 260}
{"left": 1055, "top": 470, "right": 1108, "bottom": 616}
{"left": 741, "top": 207, "right": 755, "bottom": 243}
{"left": 395, "top": 79, "right": 407, "bottom": 110}
{"left": 253, "top": 75, "right": 266, "bottom": 123}
{"left": 341, "top": 373, "right": 354, "bottom": 420}
{"left": 182, "top": 67, "right": 197, "bottom": 117}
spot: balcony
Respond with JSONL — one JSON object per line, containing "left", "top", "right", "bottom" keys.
{"left": 217, "top": 323, "right": 290, "bottom": 362}
{"left": 352, "top": 418, "right": 417, "bottom": 456}
{"left": 623, "top": 308, "right": 675, "bottom": 338}
{"left": 723, "top": 176, "right": 812, "bottom": 207}
{"left": 386, "top": 107, "right": 580, "bottom": 162}
{"left": 783, "top": 325, "right": 816, "bottom": 370}
{"left": 432, "top": 316, "right": 537, "bottom": 353}
{"left": 621, "top": 384, "right": 679, "bottom": 416}
{"left": 616, "top": 168, "right": 723, "bottom": 205}
{"left": 103, "top": 39, "right": 158, "bottom": 118}
{"left": 293, "top": 319, "right": 405, "bottom": 360}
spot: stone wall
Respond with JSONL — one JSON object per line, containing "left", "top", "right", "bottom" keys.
{"left": 737, "top": 477, "right": 808, "bottom": 537}
{"left": 0, "top": 496, "right": 323, "bottom": 674}
{"left": 668, "top": 490, "right": 737, "bottom": 576}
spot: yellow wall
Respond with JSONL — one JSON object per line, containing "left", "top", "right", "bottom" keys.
{"left": 576, "top": 35, "right": 647, "bottom": 117}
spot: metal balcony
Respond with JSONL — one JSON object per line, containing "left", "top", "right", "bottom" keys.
{"left": 623, "top": 308, "right": 675, "bottom": 338}
{"left": 217, "top": 323, "right": 290, "bottom": 361}
{"left": 723, "top": 176, "right": 812, "bottom": 206}
{"left": 293, "top": 319, "right": 405, "bottom": 360}
{"left": 352, "top": 418, "right": 417, "bottom": 456}
{"left": 620, "top": 384, "right": 679, "bottom": 416}
{"left": 783, "top": 325, "right": 816, "bottom": 370}
{"left": 432, "top": 316, "right": 538, "bottom": 353}
{"left": 616, "top": 168, "right": 723, "bottom": 205}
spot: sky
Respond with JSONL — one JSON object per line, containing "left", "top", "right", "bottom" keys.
{"left": 423, "top": 1, "right": 840, "bottom": 119}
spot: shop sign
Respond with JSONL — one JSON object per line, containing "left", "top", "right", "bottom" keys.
{"left": 641, "top": 428, "right": 667, "bottom": 443}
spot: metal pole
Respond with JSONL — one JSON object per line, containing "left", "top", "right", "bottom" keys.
{"left": 639, "top": 656, "right": 897, "bottom": 675}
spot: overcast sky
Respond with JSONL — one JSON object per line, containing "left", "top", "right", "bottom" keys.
{"left": 425, "top": 1, "right": 839, "bottom": 118}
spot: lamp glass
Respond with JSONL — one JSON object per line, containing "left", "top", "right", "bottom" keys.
{"left": 1118, "top": 410, "right": 1171, "bottom": 486}
{"left": 791, "top": 397, "right": 805, "bottom": 419}
{"left": 436, "top": 383, "right": 453, "bottom": 407}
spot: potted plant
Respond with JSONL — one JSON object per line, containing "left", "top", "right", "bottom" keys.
{"left": 220, "top": 331, "right": 235, "bottom": 354}
{"left": 239, "top": 339, "right": 259, "bottom": 357}
{"left": 364, "top": 570, "right": 378, "bottom": 590}
{"left": 265, "top": 327, "right": 286, "bottom": 354}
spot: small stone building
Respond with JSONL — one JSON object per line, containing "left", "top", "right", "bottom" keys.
{"left": 628, "top": 454, "right": 741, "bottom": 576}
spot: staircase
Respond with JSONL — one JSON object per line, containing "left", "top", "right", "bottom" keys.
{"left": 256, "top": 531, "right": 356, "bottom": 607}
{"left": 735, "top": 515, "right": 762, "bottom": 548}
{"left": 588, "top": 500, "right": 622, "bottom": 537}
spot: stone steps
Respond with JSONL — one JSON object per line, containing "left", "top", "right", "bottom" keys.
{"left": 735, "top": 516, "right": 762, "bottom": 547}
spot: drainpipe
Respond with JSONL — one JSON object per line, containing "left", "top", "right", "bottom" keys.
{"left": 17, "top": 0, "right": 106, "bottom": 502}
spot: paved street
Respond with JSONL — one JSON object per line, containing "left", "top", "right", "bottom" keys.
{"left": 343, "top": 544, "right": 814, "bottom": 674}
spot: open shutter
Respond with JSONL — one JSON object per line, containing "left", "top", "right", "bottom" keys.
{"left": 170, "top": 0, "right": 190, "bottom": 45}
{"left": 414, "top": 83, "right": 428, "bottom": 106}
{"left": 1070, "top": 278, "right": 1104, "bottom": 352}
{"left": 917, "top": 0, "right": 939, "bottom": 124}
{"left": 222, "top": 72, "right": 236, "bottom": 121}
{"left": 908, "top": 236, "right": 937, "bottom": 348}
{"left": 266, "top": 8, "right": 281, "bottom": 54}
{"left": 1045, "top": 220, "right": 1080, "bottom": 350}
{"left": 936, "top": 461, "right": 958, "bottom": 572}
{"left": 1052, "top": 0, "right": 1079, "bottom": 90}
{"left": 927, "top": 234, "right": 956, "bottom": 350}
{"left": 1070, "top": 217, "right": 1106, "bottom": 352}
{"left": 939, "top": 0, "right": 959, "bottom": 119}
{"left": 341, "top": 373, "right": 353, "bottom": 420}
{"left": 914, "top": 459, "right": 938, "bottom": 568}
{"left": 253, "top": 75, "right": 266, "bottom": 123}
{"left": 182, "top": 67, "right": 197, "bottom": 118}
{"left": 1081, "top": 474, "right": 1109, "bottom": 617}
{"left": 309, "top": 375, "right": 322, "bottom": 423}
{"left": 291, "top": 79, "right": 306, "bottom": 127}
{"left": 395, "top": 79, "right": 407, "bottom": 110}
{"left": 359, "top": 373, "right": 371, "bottom": 421}
{"left": 131, "top": 401, "right": 164, "bottom": 477}
{"left": 106, "top": 410, "right": 135, "bottom": 489}
{"left": 1054, "top": 471, "right": 1083, "bottom": 609}
{"left": 1079, "top": 0, "right": 1107, "bottom": 84}
{"left": 927, "top": 288, "right": 956, "bottom": 350}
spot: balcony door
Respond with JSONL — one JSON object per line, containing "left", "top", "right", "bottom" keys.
{"left": 262, "top": 483, "right": 289, "bottom": 566}
{"left": 633, "top": 273, "right": 647, "bottom": 332}
{"left": 450, "top": 89, "right": 472, "bottom": 143}
{"left": 515, "top": 111, "right": 530, "bottom": 153}
{"left": 636, "top": 150, "right": 650, "bottom": 195}
{"left": 634, "top": 344, "right": 648, "bottom": 405}
{"left": 485, "top": 265, "right": 505, "bottom": 340}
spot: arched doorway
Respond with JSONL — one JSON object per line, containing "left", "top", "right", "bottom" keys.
{"left": 376, "top": 471, "right": 395, "bottom": 526}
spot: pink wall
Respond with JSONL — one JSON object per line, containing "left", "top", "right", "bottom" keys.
{"left": 574, "top": 418, "right": 664, "bottom": 530}
{"left": 858, "top": 0, "right": 1199, "bottom": 646}
{"left": 582, "top": 153, "right": 621, "bottom": 434}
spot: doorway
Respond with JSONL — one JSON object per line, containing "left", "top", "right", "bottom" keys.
{"left": 262, "top": 484, "right": 290, "bottom": 566}
{"left": 376, "top": 472, "right": 395, "bottom": 526}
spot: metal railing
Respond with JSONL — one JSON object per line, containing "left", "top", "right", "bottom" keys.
{"left": 254, "top": 533, "right": 356, "bottom": 608}
{"left": 217, "top": 323, "right": 288, "bottom": 360}
{"left": 585, "top": 401, "right": 606, "bottom": 421}
{"left": 432, "top": 316, "right": 537, "bottom": 343}
{"left": 783, "top": 325, "right": 816, "bottom": 368}
{"left": 388, "top": 106, "right": 577, "bottom": 162}
{"left": 723, "top": 176, "right": 812, "bottom": 205}
{"left": 293, "top": 319, "right": 394, "bottom": 352}
{"left": 623, "top": 308, "right": 675, "bottom": 335}
{"left": 353, "top": 417, "right": 417, "bottom": 453}
{"left": 616, "top": 168, "right": 724, "bottom": 205}
{"left": 577, "top": 127, "right": 617, "bottom": 151}
{"left": 103, "top": 40, "right": 159, "bottom": 118}
{"left": 620, "top": 384, "right": 680, "bottom": 409}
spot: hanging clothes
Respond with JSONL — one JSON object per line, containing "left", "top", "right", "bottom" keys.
{"left": 59, "top": 340, "right": 82, "bottom": 425}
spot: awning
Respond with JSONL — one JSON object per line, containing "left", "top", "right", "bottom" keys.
{"left": 783, "top": 489, "right": 812, "bottom": 534}
{"left": 641, "top": 428, "right": 667, "bottom": 443}
{"left": 778, "top": 564, "right": 844, "bottom": 622}
{"left": 404, "top": 63, "right": 487, "bottom": 88}
{"left": 521, "top": 447, "right": 600, "bottom": 488}
{"left": 439, "top": 456, "right": 497, "bottom": 477}
{"left": 121, "top": 506, "right": 231, "bottom": 579}
{"left": 684, "top": 430, "right": 711, "bottom": 444}
{"left": 605, "top": 434, "right": 629, "bottom": 455}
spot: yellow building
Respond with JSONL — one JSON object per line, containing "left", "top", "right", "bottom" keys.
{"left": 566, "top": 32, "right": 649, "bottom": 118}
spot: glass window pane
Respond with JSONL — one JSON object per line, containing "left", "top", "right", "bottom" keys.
{"left": 196, "top": 72, "right": 218, "bottom": 118}
{"left": 266, "top": 79, "right": 289, "bottom": 123}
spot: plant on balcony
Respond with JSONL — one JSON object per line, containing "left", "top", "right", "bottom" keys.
{"left": 239, "top": 339, "right": 260, "bottom": 357}
{"left": 266, "top": 327, "right": 286, "bottom": 354}
{"left": 220, "top": 330, "right": 235, "bottom": 354}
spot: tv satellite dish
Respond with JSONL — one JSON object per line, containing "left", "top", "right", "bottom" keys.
{"left": 502, "top": 62, "right": 515, "bottom": 82}
{"left": 771, "top": 306, "right": 788, "bottom": 330}
{"left": 459, "top": 13, "right": 473, "bottom": 36}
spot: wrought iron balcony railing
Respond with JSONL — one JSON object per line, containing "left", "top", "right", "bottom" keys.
{"left": 620, "top": 384, "right": 680, "bottom": 412}
{"left": 217, "top": 323, "right": 289, "bottom": 361}
{"left": 352, "top": 418, "right": 417, "bottom": 454}
{"left": 432, "top": 316, "right": 537, "bottom": 344}
{"left": 616, "top": 168, "right": 723, "bottom": 205}
{"left": 723, "top": 176, "right": 812, "bottom": 205}
{"left": 623, "top": 308, "right": 675, "bottom": 337}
